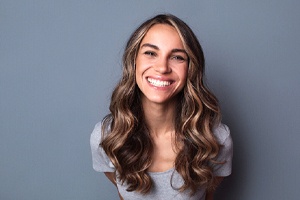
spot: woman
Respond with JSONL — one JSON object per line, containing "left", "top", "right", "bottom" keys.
{"left": 90, "top": 14, "right": 233, "bottom": 200}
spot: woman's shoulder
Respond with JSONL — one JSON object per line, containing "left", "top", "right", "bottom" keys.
{"left": 90, "top": 121, "right": 102, "bottom": 140}
{"left": 90, "top": 118, "right": 112, "bottom": 141}
{"left": 90, "top": 122, "right": 103, "bottom": 154}
{"left": 212, "top": 123, "right": 231, "bottom": 145}
{"left": 90, "top": 120, "right": 109, "bottom": 146}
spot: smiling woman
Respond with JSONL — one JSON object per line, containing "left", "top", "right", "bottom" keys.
{"left": 90, "top": 14, "right": 233, "bottom": 200}
{"left": 135, "top": 24, "right": 188, "bottom": 105}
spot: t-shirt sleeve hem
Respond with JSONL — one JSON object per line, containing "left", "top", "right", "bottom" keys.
{"left": 213, "top": 168, "right": 232, "bottom": 177}
{"left": 93, "top": 164, "right": 116, "bottom": 173}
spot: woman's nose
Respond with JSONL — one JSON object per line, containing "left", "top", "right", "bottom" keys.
{"left": 154, "top": 58, "right": 171, "bottom": 74}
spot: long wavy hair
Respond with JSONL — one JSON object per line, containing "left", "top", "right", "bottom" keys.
{"left": 101, "top": 14, "right": 222, "bottom": 195}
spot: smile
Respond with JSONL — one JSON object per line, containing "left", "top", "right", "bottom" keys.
{"left": 147, "top": 77, "right": 172, "bottom": 87}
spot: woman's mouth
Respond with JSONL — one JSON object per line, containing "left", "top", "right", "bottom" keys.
{"left": 147, "top": 77, "right": 172, "bottom": 87}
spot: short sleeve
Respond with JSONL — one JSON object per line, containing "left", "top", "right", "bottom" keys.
{"left": 211, "top": 124, "right": 233, "bottom": 177}
{"left": 90, "top": 122, "right": 115, "bottom": 172}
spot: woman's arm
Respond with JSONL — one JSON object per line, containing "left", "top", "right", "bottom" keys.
{"left": 104, "top": 172, "right": 117, "bottom": 186}
{"left": 205, "top": 191, "right": 214, "bottom": 200}
{"left": 104, "top": 172, "right": 124, "bottom": 200}
{"left": 205, "top": 177, "right": 224, "bottom": 200}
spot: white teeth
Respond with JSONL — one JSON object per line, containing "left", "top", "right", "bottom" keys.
{"left": 147, "top": 78, "right": 171, "bottom": 87}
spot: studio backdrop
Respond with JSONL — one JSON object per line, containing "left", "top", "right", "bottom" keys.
{"left": 1, "top": 1, "right": 299, "bottom": 199}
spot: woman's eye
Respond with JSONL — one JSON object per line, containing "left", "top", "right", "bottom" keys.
{"left": 144, "top": 51, "right": 156, "bottom": 56}
{"left": 172, "top": 55, "right": 186, "bottom": 61}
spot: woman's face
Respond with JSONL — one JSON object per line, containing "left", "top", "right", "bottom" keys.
{"left": 135, "top": 24, "right": 188, "bottom": 105}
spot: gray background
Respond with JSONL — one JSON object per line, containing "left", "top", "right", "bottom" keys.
{"left": 1, "top": 0, "right": 299, "bottom": 199}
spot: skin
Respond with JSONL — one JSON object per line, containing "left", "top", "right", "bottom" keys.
{"left": 135, "top": 24, "right": 188, "bottom": 107}
{"left": 105, "top": 24, "right": 223, "bottom": 199}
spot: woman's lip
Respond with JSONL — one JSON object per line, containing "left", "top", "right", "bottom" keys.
{"left": 145, "top": 76, "right": 173, "bottom": 82}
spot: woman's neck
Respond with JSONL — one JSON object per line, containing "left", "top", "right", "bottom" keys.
{"left": 142, "top": 98, "right": 178, "bottom": 137}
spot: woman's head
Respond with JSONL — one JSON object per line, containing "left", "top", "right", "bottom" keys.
{"left": 135, "top": 23, "right": 189, "bottom": 105}
{"left": 120, "top": 14, "right": 206, "bottom": 104}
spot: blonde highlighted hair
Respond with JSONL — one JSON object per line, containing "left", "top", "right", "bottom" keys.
{"left": 101, "top": 14, "right": 221, "bottom": 195}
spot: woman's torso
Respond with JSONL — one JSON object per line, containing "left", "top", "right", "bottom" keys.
{"left": 116, "top": 168, "right": 206, "bottom": 200}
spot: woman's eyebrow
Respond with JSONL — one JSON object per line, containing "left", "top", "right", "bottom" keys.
{"left": 171, "top": 49, "right": 187, "bottom": 54}
{"left": 140, "top": 43, "right": 159, "bottom": 50}
{"left": 140, "top": 43, "right": 186, "bottom": 54}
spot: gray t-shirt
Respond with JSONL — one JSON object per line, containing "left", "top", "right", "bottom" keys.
{"left": 90, "top": 122, "right": 233, "bottom": 200}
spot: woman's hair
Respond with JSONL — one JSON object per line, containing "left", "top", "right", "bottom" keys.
{"left": 101, "top": 14, "right": 221, "bottom": 195}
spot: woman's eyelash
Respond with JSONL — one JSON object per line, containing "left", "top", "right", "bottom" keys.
{"left": 172, "top": 55, "right": 186, "bottom": 61}
{"left": 144, "top": 51, "right": 156, "bottom": 56}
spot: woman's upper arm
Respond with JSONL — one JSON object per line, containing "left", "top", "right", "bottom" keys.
{"left": 205, "top": 177, "right": 224, "bottom": 200}
{"left": 104, "top": 172, "right": 124, "bottom": 200}
{"left": 104, "top": 172, "right": 117, "bottom": 186}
